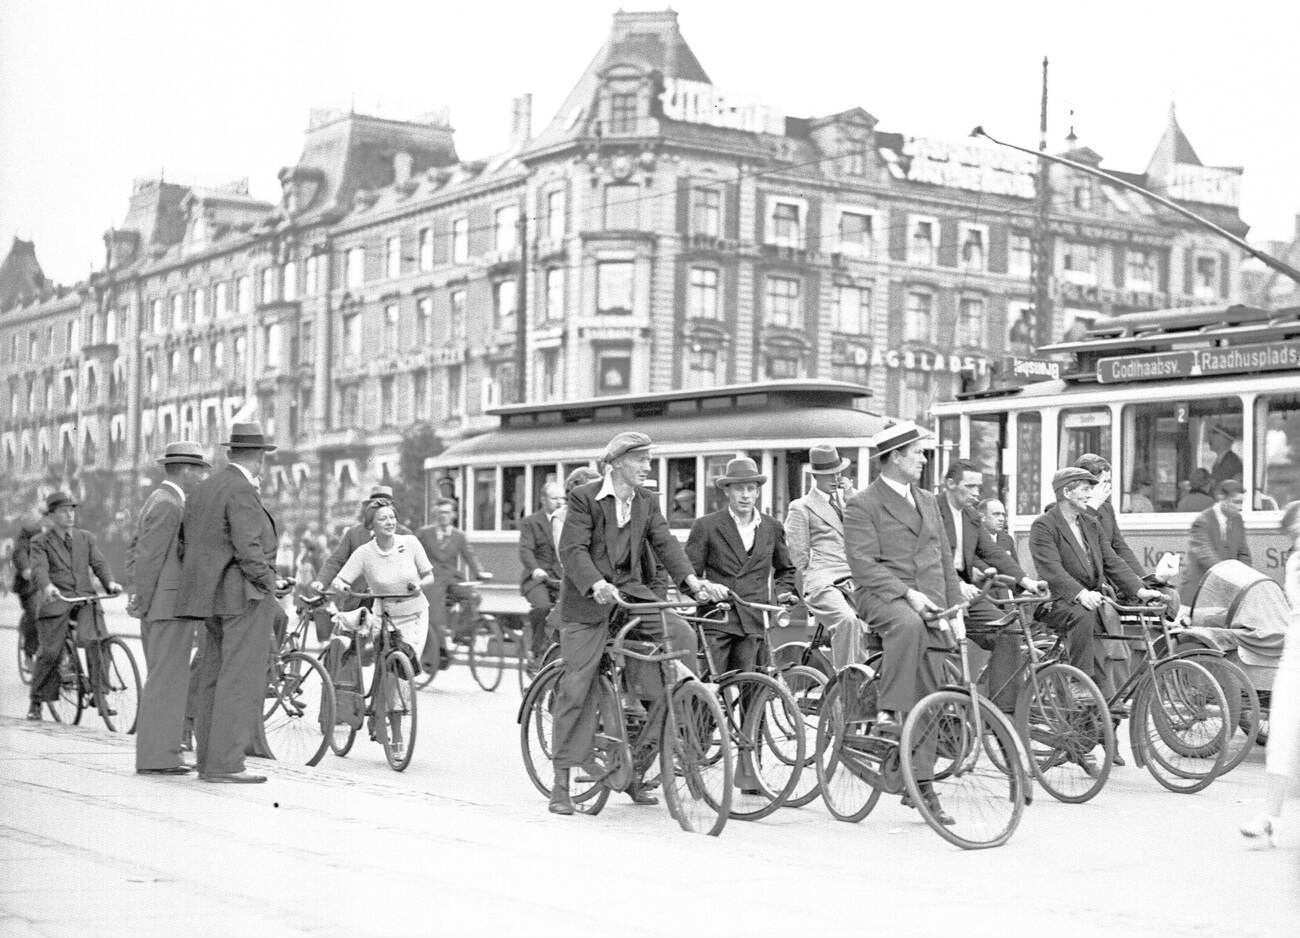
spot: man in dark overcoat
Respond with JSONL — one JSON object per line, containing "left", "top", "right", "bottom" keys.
{"left": 175, "top": 422, "right": 280, "bottom": 783}
{"left": 11, "top": 508, "right": 47, "bottom": 673}
{"left": 126, "top": 441, "right": 210, "bottom": 774}
{"left": 26, "top": 492, "right": 122, "bottom": 721}
{"left": 518, "top": 481, "right": 566, "bottom": 664}
{"left": 1180, "top": 477, "right": 1252, "bottom": 606}
{"left": 415, "top": 497, "right": 488, "bottom": 672}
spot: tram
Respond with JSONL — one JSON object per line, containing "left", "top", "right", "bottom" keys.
{"left": 930, "top": 304, "right": 1300, "bottom": 586}
{"left": 424, "top": 380, "right": 889, "bottom": 583}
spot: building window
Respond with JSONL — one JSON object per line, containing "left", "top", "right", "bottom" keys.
{"left": 283, "top": 261, "right": 298, "bottom": 302}
{"left": 233, "top": 335, "right": 246, "bottom": 377}
{"left": 168, "top": 350, "right": 181, "bottom": 386}
{"left": 145, "top": 355, "right": 157, "bottom": 393}
{"left": 494, "top": 280, "right": 517, "bottom": 330}
{"left": 833, "top": 361, "right": 870, "bottom": 385}
{"left": 909, "top": 218, "right": 937, "bottom": 266}
{"left": 956, "top": 297, "right": 986, "bottom": 347}
{"left": 237, "top": 276, "right": 252, "bottom": 314}
{"left": 341, "top": 312, "right": 361, "bottom": 365}
{"left": 1062, "top": 241, "right": 1098, "bottom": 285}
{"left": 305, "top": 255, "right": 319, "bottom": 296}
{"left": 546, "top": 189, "right": 566, "bottom": 240}
{"left": 539, "top": 348, "right": 559, "bottom": 400}
{"left": 1194, "top": 254, "right": 1220, "bottom": 300}
{"left": 688, "top": 267, "right": 720, "bottom": 319}
{"left": 210, "top": 282, "right": 226, "bottom": 318}
{"left": 189, "top": 345, "right": 202, "bottom": 381}
{"left": 608, "top": 92, "right": 638, "bottom": 133}
{"left": 765, "top": 276, "right": 801, "bottom": 328}
{"left": 834, "top": 285, "right": 870, "bottom": 334}
{"left": 596, "top": 346, "right": 632, "bottom": 394}
{"left": 494, "top": 205, "right": 519, "bottom": 254}
{"left": 839, "top": 211, "right": 874, "bottom": 257}
{"left": 416, "top": 296, "right": 432, "bottom": 344}
{"left": 345, "top": 246, "right": 365, "bottom": 289}
{"left": 905, "top": 290, "right": 933, "bottom": 343}
{"left": 603, "top": 184, "right": 639, "bottom": 230}
{"left": 545, "top": 268, "right": 565, "bottom": 322}
{"left": 450, "top": 288, "right": 466, "bottom": 338}
{"left": 596, "top": 261, "right": 634, "bottom": 314}
{"left": 844, "top": 147, "right": 868, "bottom": 176}
{"left": 451, "top": 217, "right": 469, "bottom": 264}
{"left": 380, "top": 376, "right": 394, "bottom": 424}
{"left": 298, "top": 320, "right": 313, "bottom": 364}
{"left": 84, "top": 367, "right": 97, "bottom": 404}
{"left": 1009, "top": 233, "right": 1033, "bottom": 278}
{"left": 385, "top": 235, "right": 402, "bottom": 279}
{"left": 260, "top": 268, "right": 277, "bottom": 304}
{"left": 380, "top": 303, "right": 399, "bottom": 351}
{"left": 149, "top": 299, "right": 164, "bottom": 335}
{"left": 766, "top": 354, "right": 800, "bottom": 379}
{"left": 339, "top": 384, "right": 360, "bottom": 427}
{"left": 447, "top": 364, "right": 463, "bottom": 416}
{"left": 687, "top": 347, "right": 721, "bottom": 389}
{"left": 170, "top": 294, "right": 183, "bottom": 330}
{"left": 418, "top": 228, "right": 433, "bottom": 271}
{"left": 770, "top": 201, "right": 803, "bottom": 248}
{"left": 692, "top": 188, "right": 721, "bottom": 237}
{"left": 959, "top": 226, "right": 986, "bottom": 271}
{"left": 901, "top": 371, "right": 932, "bottom": 421}
{"left": 1127, "top": 249, "right": 1156, "bottom": 289}
{"left": 1073, "top": 184, "right": 1093, "bottom": 211}
{"left": 413, "top": 368, "right": 429, "bottom": 419}
{"left": 211, "top": 340, "right": 224, "bottom": 371}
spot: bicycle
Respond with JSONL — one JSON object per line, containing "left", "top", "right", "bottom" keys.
{"left": 416, "top": 580, "right": 506, "bottom": 692}
{"left": 321, "top": 589, "right": 420, "bottom": 771}
{"left": 814, "top": 574, "right": 1031, "bottom": 850}
{"left": 259, "top": 584, "right": 336, "bottom": 767}
{"left": 518, "top": 593, "right": 735, "bottom": 835}
{"left": 41, "top": 590, "right": 141, "bottom": 733}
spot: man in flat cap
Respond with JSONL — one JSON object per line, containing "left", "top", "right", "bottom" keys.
{"left": 549, "top": 431, "right": 727, "bottom": 816}
{"left": 26, "top": 492, "right": 122, "bottom": 721}
{"left": 126, "top": 442, "right": 211, "bottom": 774}
{"left": 176, "top": 422, "right": 281, "bottom": 783}
{"left": 1180, "top": 478, "right": 1252, "bottom": 606}
{"left": 1030, "top": 467, "right": 1164, "bottom": 714}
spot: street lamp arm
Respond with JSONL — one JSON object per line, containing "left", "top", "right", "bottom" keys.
{"left": 970, "top": 126, "right": 1300, "bottom": 288}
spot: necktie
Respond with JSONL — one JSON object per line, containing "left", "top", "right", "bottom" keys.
{"left": 831, "top": 492, "right": 844, "bottom": 523}
{"left": 551, "top": 512, "right": 563, "bottom": 550}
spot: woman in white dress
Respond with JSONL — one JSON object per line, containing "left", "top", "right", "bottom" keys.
{"left": 1241, "top": 500, "right": 1300, "bottom": 847}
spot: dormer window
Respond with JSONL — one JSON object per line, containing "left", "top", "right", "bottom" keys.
{"left": 608, "top": 92, "right": 638, "bottom": 134}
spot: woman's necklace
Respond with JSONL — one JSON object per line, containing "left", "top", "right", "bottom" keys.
{"left": 373, "top": 536, "right": 397, "bottom": 557}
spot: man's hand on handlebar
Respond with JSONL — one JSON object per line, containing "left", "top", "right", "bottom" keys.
{"left": 1021, "top": 578, "right": 1049, "bottom": 596}
{"left": 1136, "top": 587, "right": 1165, "bottom": 603}
{"left": 776, "top": 591, "right": 798, "bottom": 606}
{"left": 42, "top": 583, "right": 58, "bottom": 601}
{"left": 958, "top": 581, "right": 982, "bottom": 601}
{"left": 687, "top": 577, "right": 729, "bottom": 604}
{"left": 1076, "top": 589, "right": 1104, "bottom": 611}
{"left": 905, "top": 588, "right": 941, "bottom": 615}
{"left": 106, "top": 581, "right": 123, "bottom": 596}
{"left": 591, "top": 580, "right": 619, "bottom": 605}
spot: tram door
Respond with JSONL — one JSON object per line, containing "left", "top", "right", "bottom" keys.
{"left": 969, "top": 413, "right": 1008, "bottom": 504}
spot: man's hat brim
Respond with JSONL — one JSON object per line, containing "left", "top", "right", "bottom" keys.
{"left": 716, "top": 473, "right": 768, "bottom": 489}
{"left": 808, "top": 457, "right": 851, "bottom": 475}
{"left": 156, "top": 454, "right": 211, "bottom": 467}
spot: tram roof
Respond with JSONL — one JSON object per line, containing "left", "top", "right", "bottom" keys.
{"left": 1040, "top": 304, "right": 1300, "bottom": 357}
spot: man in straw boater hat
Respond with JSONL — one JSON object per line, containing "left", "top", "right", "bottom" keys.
{"left": 843, "top": 420, "right": 958, "bottom": 822}
{"left": 175, "top": 422, "right": 282, "bottom": 783}
{"left": 784, "top": 443, "right": 867, "bottom": 669}
{"left": 126, "top": 441, "right": 211, "bottom": 774}
{"left": 548, "top": 430, "right": 728, "bottom": 816}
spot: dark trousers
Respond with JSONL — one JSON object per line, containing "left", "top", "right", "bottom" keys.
{"left": 192, "top": 596, "right": 276, "bottom": 776}
{"left": 965, "top": 596, "right": 1021, "bottom": 713}
{"left": 867, "top": 598, "right": 944, "bottom": 714}
{"left": 136, "top": 618, "right": 197, "bottom": 770}
{"left": 702, "top": 628, "right": 759, "bottom": 677}
{"left": 18, "top": 589, "right": 40, "bottom": 657}
{"left": 551, "top": 611, "right": 698, "bottom": 770}
{"left": 423, "top": 582, "right": 480, "bottom": 669}
{"left": 1042, "top": 602, "right": 1112, "bottom": 693}
{"left": 523, "top": 580, "right": 559, "bottom": 660}
{"left": 29, "top": 611, "right": 103, "bottom": 704}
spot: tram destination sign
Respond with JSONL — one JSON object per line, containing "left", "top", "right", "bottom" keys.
{"left": 1097, "top": 340, "right": 1300, "bottom": 383}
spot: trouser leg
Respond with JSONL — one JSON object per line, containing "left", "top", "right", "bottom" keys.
{"left": 1055, "top": 605, "right": 1106, "bottom": 692}
{"left": 446, "top": 583, "right": 480, "bottom": 640}
{"left": 30, "top": 613, "right": 72, "bottom": 704}
{"left": 19, "top": 591, "right": 40, "bottom": 656}
{"left": 965, "top": 597, "right": 1020, "bottom": 712}
{"left": 135, "top": 619, "right": 198, "bottom": 770}
{"left": 523, "top": 583, "right": 556, "bottom": 660}
{"left": 551, "top": 620, "right": 608, "bottom": 769}
{"left": 805, "top": 585, "right": 864, "bottom": 670}
{"left": 869, "top": 600, "right": 935, "bottom": 715}
{"left": 423, "top": 584, "right": 449, "bottom": 671}
{"left": 203, "top": 597, "right": 276, "bottom": 775}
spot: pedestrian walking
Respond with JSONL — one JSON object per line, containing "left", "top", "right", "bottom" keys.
{"left": 1180, "top": 478, "right": 1252, "bottom": 606}
{"left": 175, "top": 422, "right": 281, "bottom": 784}
{"left": 126, "top": 441, "right": 211, "bottom": 774}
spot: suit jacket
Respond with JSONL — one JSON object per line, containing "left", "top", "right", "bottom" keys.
{"left": 937, "top": 496, "right": 1026, "bottom": 584}
{"left": 414, "top": 526, "right": 482, "bottom": 585}
{"left": 685, "top": 509, "right": 796, "bottom": 636}
{"left": 318, "top": 520, "right": 413, "bottom": 586}
{"left": 518, "top": 509, "right": 562, "bottom": 588}
{"left": 784, "top": 486, "right": 852, "bottom": 593}
{"left": 558, "top": 479, "right": 695, "bottom": 624}
{"left": 1029, "top": 505, "right": 1144, "bottom": 605}
{"left": 29, "top": 527, "right": 114, "bottom": 619}
{"left": 1181, "top": 506, "right": 1252, "bottom": 605}
{"left": 1088, "top": 501, "right": 1144, "bottom": 580}
{"left": 11, "top": 517, "right": 45, "bottom": 594}
{"left": 992, "top": 529, "right": 1019, "bottom": 564}
{"left": 844, "top": 478, "right": 960, "bottom": 619}
{"left": 125, "top": 482, "right": 186, "bottom": 621}
{"left": 175, "top": 465, "right": 278, "bottom": 619}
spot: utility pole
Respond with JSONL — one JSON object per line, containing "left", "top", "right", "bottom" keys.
{"left": 1031, "top": 56, "right": 1053, "bottom": 348}
{"left": 514, "top": 209, "right": 528, "bottom": 404}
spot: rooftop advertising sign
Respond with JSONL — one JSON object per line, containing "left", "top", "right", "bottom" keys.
{"left": 901, "top": 137, "right": 1037, "bottom": 198}
{"left": 1097, "top": 340, "right": 1300, "bottom": 383}
{"left": 659, "top": 78, "right": 786, "bottom": 136}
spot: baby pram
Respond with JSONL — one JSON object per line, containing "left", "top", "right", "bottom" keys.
{"left": 1182, "top": 559, "right": 1289, "bottom": 743}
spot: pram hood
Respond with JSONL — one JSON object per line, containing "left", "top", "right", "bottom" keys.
{"left": 1190, "top": 560, "right": 1288, "bottom": 667}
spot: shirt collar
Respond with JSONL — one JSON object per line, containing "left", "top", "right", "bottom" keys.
{"left": 881, "top": 475, "right": 912, "bottom": 501}
{"left": 162, "top": 480, "right": 186, "bottom": 504}
{"left": 728, "top": 507, "right": 760, "bottom": 531}
{"left": 229, "top": 462, "right": 259, "bottom": 490}
{"left": 595, "top": 472, "right": 632, "bottom": 503}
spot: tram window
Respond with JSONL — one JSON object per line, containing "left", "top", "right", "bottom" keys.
{"left": 1120, "top": 397, "right": 1240, "bottom": 513}
{"left": 531, "top": 465, "right": 559, "bottom": 514}
{"left": 473, "top": 472, "right": 498, "bottom": 531}
{"left": 969, "top": 414, "right": 1006, "bottom": 503}
{"left": 1015, "top": 413, "right": 1042, "bottom": 517}
{"left": 1255, "top": 394, "right": 1300, "bottom": 510}
{"left": 501, "top": 466, "right": 526, "bottom": 530}
{"left": 666, "top": 457, "right": 697, "bottom": 528}
{"left": 1058, "top": 408, "right": 1110, "bottom": 471}
{"left": 703, "top": 454, "right": 731, "bottom": 513}
{"left": 937, "top": 417, "right": 961, "bottom": 482}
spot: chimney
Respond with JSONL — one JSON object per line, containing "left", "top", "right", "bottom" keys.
{"left": 393, "top": 150, "right": 413, "bottom": 185}
{"left": 510, "top": 94, "right": 532, "bottom": 147}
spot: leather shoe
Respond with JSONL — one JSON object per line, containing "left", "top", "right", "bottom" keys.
{"left": 548, "top": 785, "right": 574, "bottom": 815}
{"left": 1112, "top": 751, "right": 1126, "bottom": 767}
{"left": 26, "top": 703, "right": 41, "bottom": 721}
{"left": 137, "top": 766, "right": 192, "bottom": 776}
{"left": 199, "top": 771, "right": 267, "bottom": 784}
{"left": 627, "top": 785, "right": 659, "bottom": 806}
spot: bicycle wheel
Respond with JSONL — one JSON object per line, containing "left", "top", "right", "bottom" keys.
{"left": 49, "top": 640, "right": 85, "bottom": 725}
{"left": 775, "top": 664, "right": 826, "bottom": 808}
{"left": 1132, "top": 659, "right": 1229, "bottom": 793}
{"left": 95, "top": 637, "right": 142, "bottom": 734}
{"left": 770, "top": 641, "right": 834, "bottom": 680}
{"left": 717, "top": 672, "right": 805, "bottom": 821}
{"left": 661, "top": 680, "right": 733, "bottom": 836}
{"left": 814, "top": 668, "right": 883, "bottom": 823}
{"left": 469, "top": 615, "right": 505, "bottom": 692}
{"left": 1014, "top": 662, "right": 1114, "bottom": 804}
{"left": 261, "top": 651, "right": 336, "bottom": 766}
{"left": 1177, "top": 652, "right": 1258, "bottom": 774}
{"left": 901, "top": 690, "right": 1027, "bottom": 850}
{"left": 518, "top": 666, "right": 612, "bottom": 815}
{"left": 17, "top": 638, "right": 33, "bottom": 685}
{"left": 379, "top": 651, "right": 418, "bottom": 772}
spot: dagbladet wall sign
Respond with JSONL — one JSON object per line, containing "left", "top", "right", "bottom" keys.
{"left": 1096, "top": 340, "right": 1300, "bottom": 383}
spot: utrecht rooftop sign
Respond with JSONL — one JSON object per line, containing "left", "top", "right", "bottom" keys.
{"left": 896, "top": 137, "right": 1038, "bottom": 198}
{"left": 659, "top": 78, "right": 786, "bottom": 136}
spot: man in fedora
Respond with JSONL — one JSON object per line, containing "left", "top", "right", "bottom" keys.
{"left": 176, "top": 422, "right": 281, "bottom": 783}
{"left": 26, "top": 492, "right": 121, "bottom": 721}
{"left": 126, "top": 442, "right": 211, "bottom": 774}
{"left": 784, "top": 444, "right": 865, "bottom": 669}
{"left": 314, "top": 483, "right": 413, "bottom": 612}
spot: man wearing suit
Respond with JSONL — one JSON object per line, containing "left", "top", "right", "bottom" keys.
{"left": 977, "top": 498, "right": 1018, "bottom": 563}
{"left": 176, "top": 422, "right": 281, "bottom": 784}
{"left": 1030, "top": 467, "right": 1163, "bottom": 700}
{"left": 415, "top": 497, "right": 489, "bottom": 673}
{"left": 1181, "top": 478, "right": 1252, "bottom": 606}
{"left": 937, "top": 460, "right": 1046, "bottom": 710}
{"left": 11, "top": 508, "right": 47, "bottom": 674}
{"left": 126, "top": 442, "right": 211, "bottom": 774}
{"left": 518, "top": 481, "right": 566, "bottom": 664}
{"left": 26, "top": 492, "right": 122, "bottom": 721}
{"left": 784, "top": 444, "right": 865, "bottom": 669}
{"left": 548, "top": 431, "right": 726, "bottom": 816}
{"left": 1207, "top": 425, "right": 1243, "bottom": 485}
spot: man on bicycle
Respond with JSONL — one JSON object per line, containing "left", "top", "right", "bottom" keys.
{"left": 26, "top": 492, "right": 122, "bottom": 721}
{"left": 549, "top": 431, "right": 726, "bottom": 816}
{"left": 518, "top": 481, "right": 565, "bottom": 670}
{"left": 416, "top": 497, "right": 489, "bottom": 673}
{"left": 11, "top": 506, "right": 46, "bottom": 679}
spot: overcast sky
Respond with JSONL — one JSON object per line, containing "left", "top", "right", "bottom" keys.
{"left": 2, "top": 0, "right": 1297, "bottom": 285}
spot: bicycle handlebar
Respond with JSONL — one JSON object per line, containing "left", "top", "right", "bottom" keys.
{"left": 920, "top": 572, "right": 1016, "bottom": 622}
{"left": 52, "top": 589, "right": 118, "bottom": 604}
{"left": 611, "top": 593, "right": 703, "bottom": 612}
{"left": 1101, "top": 597, "right": 1167, "bottom": 616}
